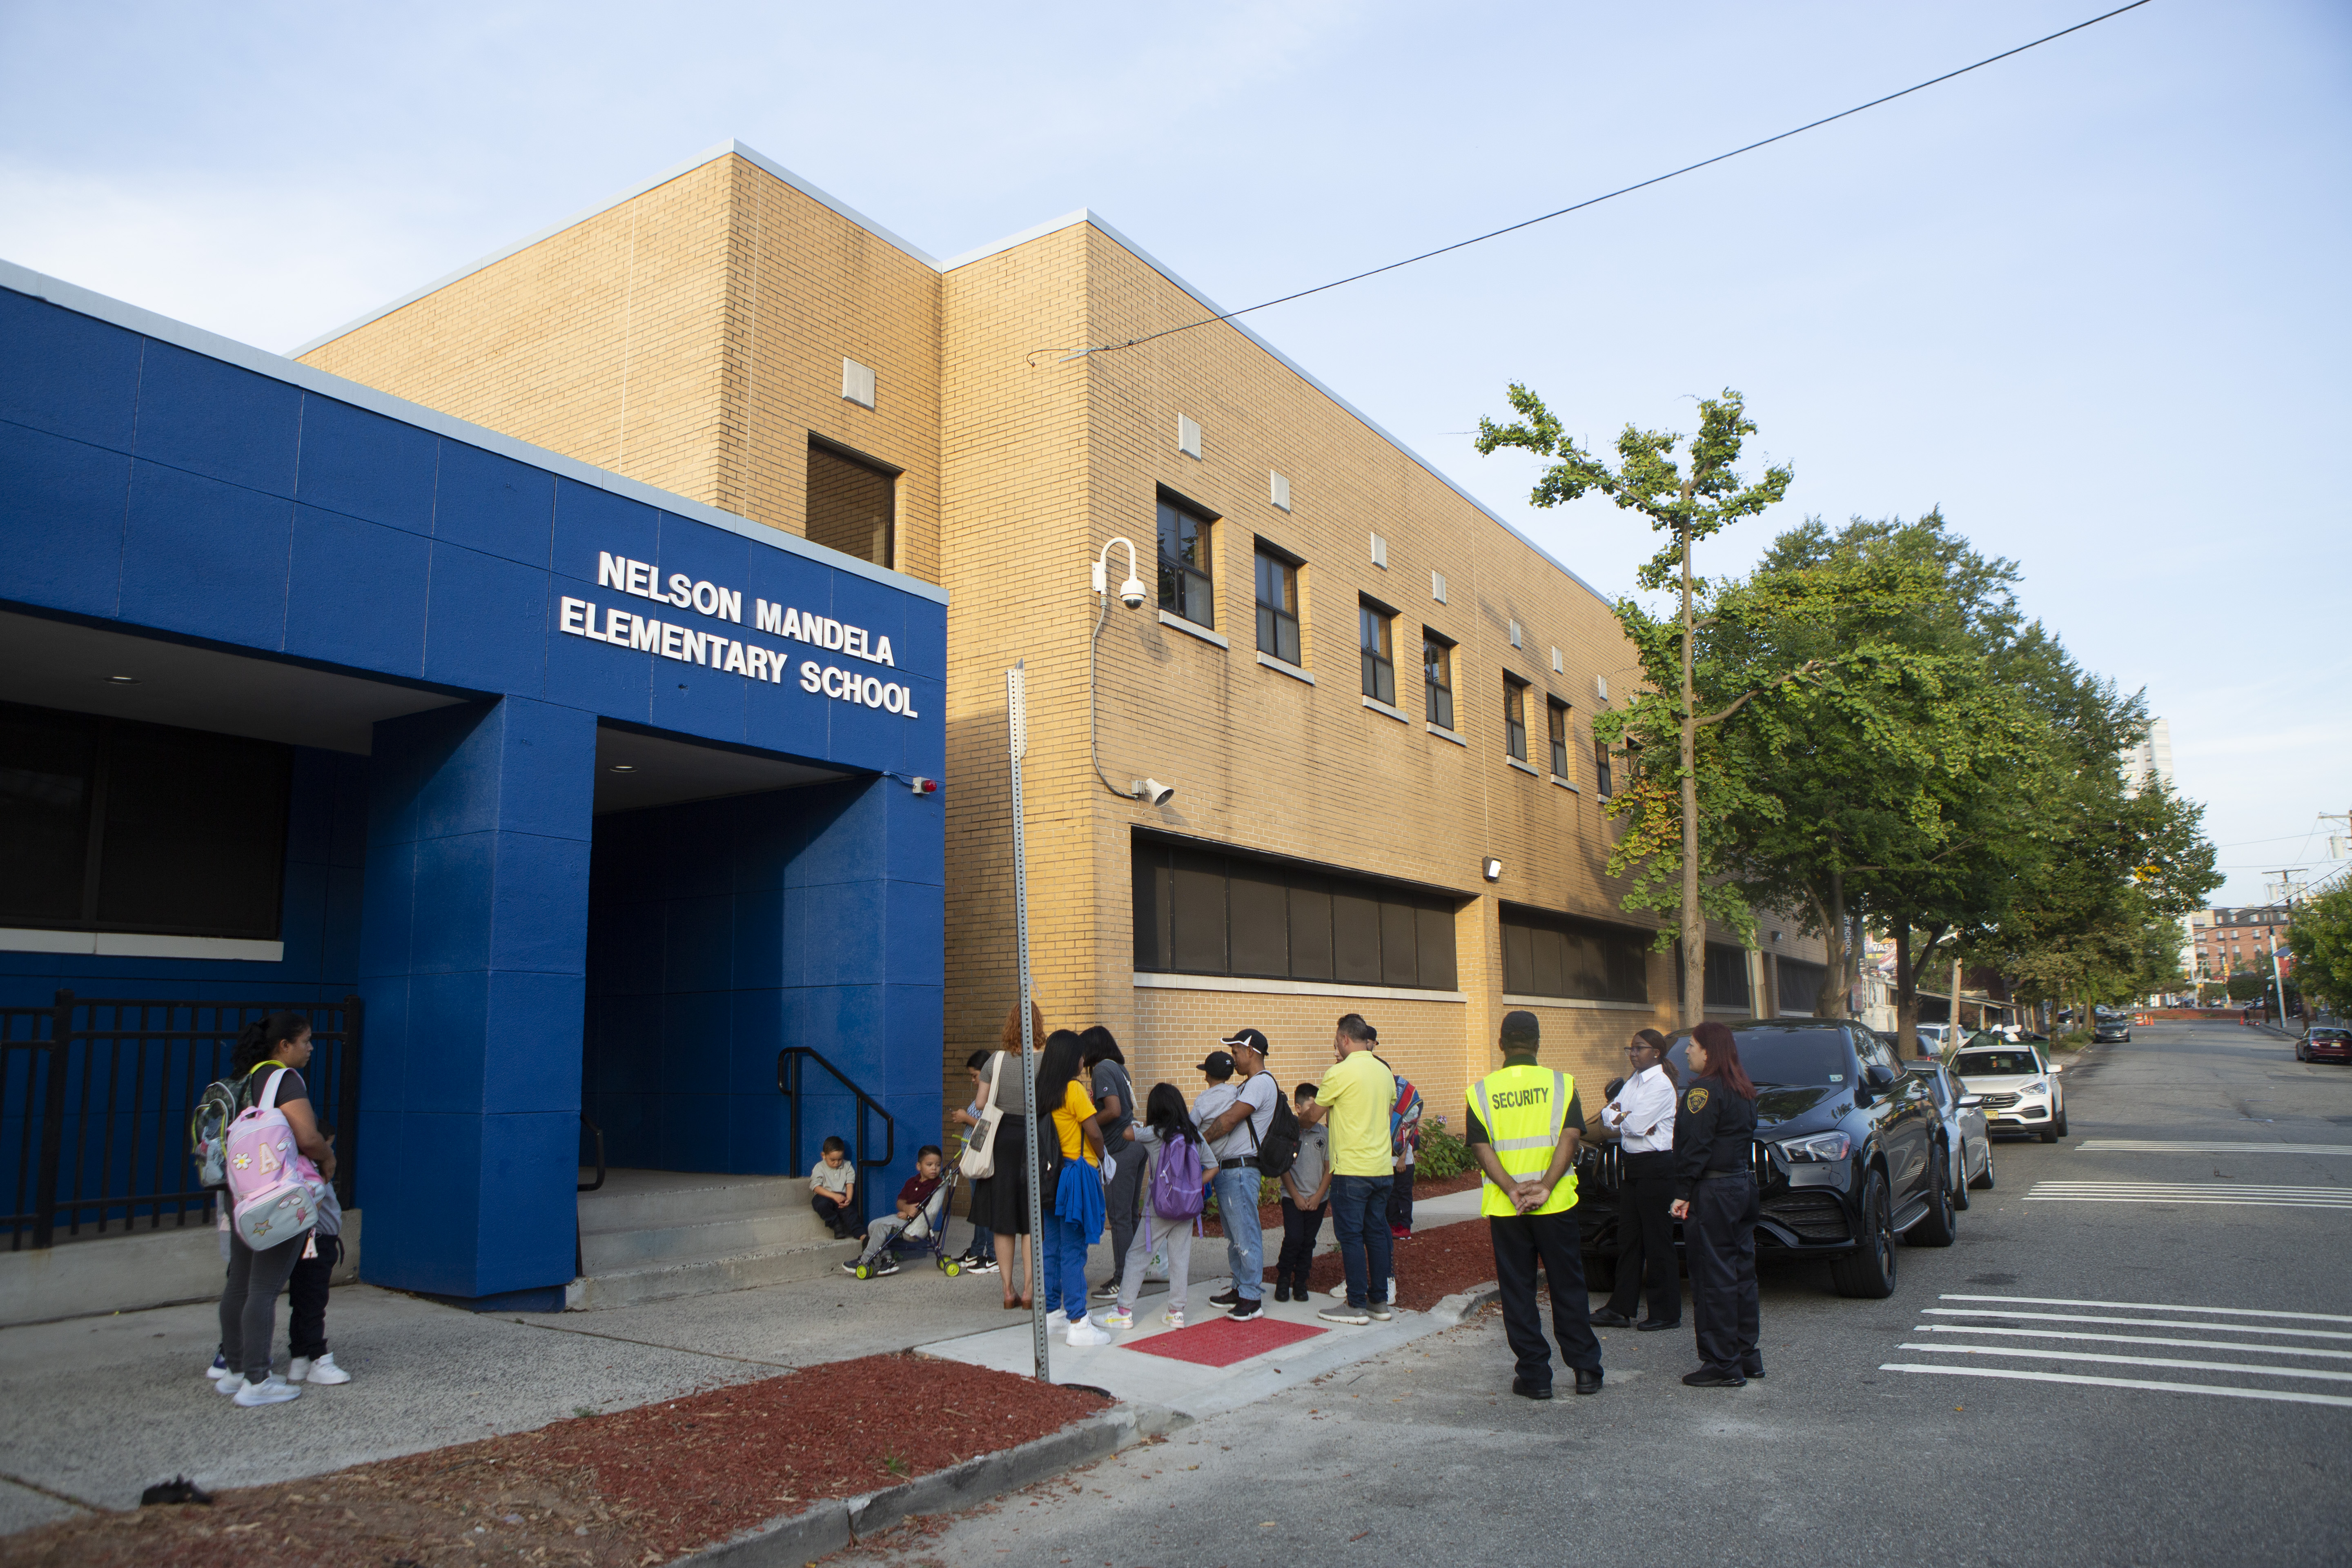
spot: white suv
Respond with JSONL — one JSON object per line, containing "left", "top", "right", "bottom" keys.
{"left": 1951, "top": 1041, "right": 2068, "bottom": 1143}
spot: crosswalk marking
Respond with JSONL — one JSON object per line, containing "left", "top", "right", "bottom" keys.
{"left": 1940, "top": 1293, "right": 2352, "bottom": 1323}
{"left": 1923, "top": 1308, "right": 2352, "bottom": 1341}
{"left": 1878, "top": 1363, "right": 2352, "bottom": 1408}
{"left": 1897, "top": 1342, "right": 2352, "bottom": 1383}
{"left": 1915, "top": 1325, "right": 2352, "bottom": 1361}
{"left": 2025, "top": 1180, "right": 2352, "bottom": 1209}
{"left": 2077, "top": 1140, "right": 2352, "bottom": 1156}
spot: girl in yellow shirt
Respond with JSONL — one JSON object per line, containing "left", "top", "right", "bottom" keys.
{"left": 1037, "top": 1029, "right": 1109, "bottom": 1344}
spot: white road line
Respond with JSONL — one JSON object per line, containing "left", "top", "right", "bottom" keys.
{"left": 1878, "top": 1363, "right": 2352, "bottom": 1409}
{"left": 2029, "top": 1183, "right": 2350, "bottom": 1195}
{"left": 2023, "top": 1194, "right": 2352, "bottom": 1210}
{"left": 1915, "top": 1325, "right": 2352, "bottom": 1361}
{"left": 2078, "top": 1141, "right": 2352, "bottom": 1155}
{"left": 1938, "top": 1294, "right": 2352, "bottom": 1323}
{"left": 1924, "top": 1309, "right": 2352, "bottom": 1341}
{"left": 1898, "top": 1343, "right": 2352, "bottom": 1383}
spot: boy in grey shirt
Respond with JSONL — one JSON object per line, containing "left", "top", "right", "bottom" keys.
{"left": 1272, "top": 1084, "right": 1332, "bottom": 1301}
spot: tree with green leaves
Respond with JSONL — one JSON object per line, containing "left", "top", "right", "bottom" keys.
{"left": 1477, "top": 388, "right": 1791, "bottom": 1024}
{"left": 2287, "top": 886, "right": 2352, "bottom": 1016}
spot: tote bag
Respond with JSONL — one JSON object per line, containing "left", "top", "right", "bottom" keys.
{"left": 959, "top": 1051, "right": 1007, "bottom": 1180}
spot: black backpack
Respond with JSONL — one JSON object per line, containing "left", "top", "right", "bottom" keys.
{"left": 1249, "top": 1073, "right": 1301, "bottom": 1179}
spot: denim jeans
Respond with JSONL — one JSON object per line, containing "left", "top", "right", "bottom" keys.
{"left": 1329, "top": 1173, "right": 1394, "bottom": 1307}
{"left": 1213, "top": 1164, "right": 1264, "bottom": 1302}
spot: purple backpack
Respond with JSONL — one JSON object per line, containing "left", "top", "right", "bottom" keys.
{"left": 1150, "top": 1127, "right": 1208, "bottom": 1223}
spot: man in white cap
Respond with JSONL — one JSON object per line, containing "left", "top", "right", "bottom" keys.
{"left": 1199, "top": 1027, "right": 1277, "bottom": 1322}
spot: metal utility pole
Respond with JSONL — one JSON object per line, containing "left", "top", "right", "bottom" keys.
{"left": 1007, "top": 662, "right": 1047, "bottom": 1381}
{"left": 2267, "top": 868, "right": 2310, "bottom": 1029}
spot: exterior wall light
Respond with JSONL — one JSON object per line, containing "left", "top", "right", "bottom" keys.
{"left": 1482, "top": 857, "right": 1503, "bottom": 882}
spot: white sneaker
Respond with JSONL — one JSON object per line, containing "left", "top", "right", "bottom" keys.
{"left": 292, "top": 1353, "right": 350, "bottom": 1385}
{"left": 1065, "top": 1319, "right": 1112, "bottom": 1346}
{"left": 215, "top": 1373, "right": 247, "bottom": 1398}
{"left": 233, "top": 1374, "right": 302, "bottom": 1407}
{"left": 1045, "top": 1309, "right": 1069, "bottom": 1330}
{"left": 205, "top": 1353, "right": 231, "bottom": 1382}
{"left": 1160, "top": 1309, "right": 1187, "bottom": 1329}
{"left": 1098, "top": 1307, "right": 1134, "bottom": 1330}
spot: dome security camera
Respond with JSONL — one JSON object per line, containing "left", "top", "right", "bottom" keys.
{"left": 1131, "top": 778, "right": 1174, "bottom": 807}
{"left": 1118, "top": 575, "right": 1147, "bottom": 610}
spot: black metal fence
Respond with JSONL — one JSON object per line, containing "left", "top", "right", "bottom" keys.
{"left": 0, "top": 991, "right": 362, "bottom": 1250}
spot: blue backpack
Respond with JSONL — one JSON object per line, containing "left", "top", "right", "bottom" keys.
{"left": 1150, "top": 1126, "right": 1208, "bottom": 1223}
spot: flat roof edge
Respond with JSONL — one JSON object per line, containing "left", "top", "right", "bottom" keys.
{"left": 284, "top": 140, "right": 943, "bottom": 359}
{"left": 0, "top": 257, "right": 949, "bottom": 606}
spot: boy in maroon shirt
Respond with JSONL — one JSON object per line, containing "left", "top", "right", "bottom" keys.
{"left": 842, "top": 1147, "right": 946, "bottom": 1276}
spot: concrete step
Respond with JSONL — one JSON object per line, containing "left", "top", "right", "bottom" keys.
{"left": 564, "top": 1233, "right": 867, "bottom": 1310}
{"left": 576, "top": 1169, "right": 812, "bottom": 1234}
{"left": 578, "top": 1207, "right": 839, "bottom": 1273}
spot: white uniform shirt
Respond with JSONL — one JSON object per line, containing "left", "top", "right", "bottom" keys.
{"left": 1602, "top": 1064, "right": 1677, "bottom": 1153}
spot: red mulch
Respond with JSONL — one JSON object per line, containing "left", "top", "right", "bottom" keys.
{"left": 0, "top": 1355, "right": 1109, "bottom": 1568}
{"left": 1123, "top": 1315, "right": 1325, "bottom": 1367}
{"left": 1262, "top": 1212, "right": 1508, "bottom": 1313}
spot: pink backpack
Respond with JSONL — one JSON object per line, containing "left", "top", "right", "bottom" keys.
{"left": 223, "top": 1069, "right": 321, "bottom": 1249}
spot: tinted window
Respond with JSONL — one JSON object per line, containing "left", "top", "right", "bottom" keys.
{"left": 1500, "top": 906, "right": 1650, "bottom": 1004}
{"left": 1953, "top": 1050, "right": 2041, "bottom": 1076}
{"left": 1668, "top": 1026, "right": 1853, "bottom": 1087}
{"left": 1134, "top": 834, "right": 1456, "bottom": 990}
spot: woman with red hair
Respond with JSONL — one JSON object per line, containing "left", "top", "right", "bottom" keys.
{"left": 1668, "top": 1021, "right": 1762, "bottom": 1387}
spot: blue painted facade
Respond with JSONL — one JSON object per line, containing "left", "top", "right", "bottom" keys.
{"left": 0, "top": 268, "right": 947, "bottom": 1305}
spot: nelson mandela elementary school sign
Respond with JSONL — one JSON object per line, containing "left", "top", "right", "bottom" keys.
{"left": 559, "top": 551, "right": 923, "bottom": 717}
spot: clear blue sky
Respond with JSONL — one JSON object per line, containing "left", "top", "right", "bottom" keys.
{"left": 4, "top": 0, "right": 2345, "bottom": 905}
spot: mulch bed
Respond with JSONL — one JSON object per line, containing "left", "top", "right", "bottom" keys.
{"left": 0, "top": 1355, "right": 1109, "bottom": 1568}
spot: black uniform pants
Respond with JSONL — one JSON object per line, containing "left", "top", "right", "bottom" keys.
{"left": 1606, "top": 1151, "right": 1680, "bottom": 1323}
{"left": 288, "top": 1233, "right": 341, "bottom": 1359}
{"left": 1276, "top": 1198, "right": 1325, "bottom": 1286}
{"left": 1686, "top": 1172, "right": 1760, "bottom": 1373}
{"left": 1488, "top": 1208, "right": 1601, "bottom": 1389}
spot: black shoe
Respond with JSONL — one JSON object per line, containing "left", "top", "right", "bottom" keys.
{"left": 1682, "top": 1367, "right": 1746, "bottom": 1388}
{"left": 1635, "top": 1318, "right": 1682, "bottom": 1333}
{"left": 1226, "top": 1298, "right": 1264, "bottom": 1323}
{"left": 1587, "top": 1307, "right": 1633, "bottom": 1328}
{"left": 1273, "top": 1282, "right": 1292, "bottom": 1303}
{"left": 1511, "top": 1379, "right": 1555, "bottom": 1401}
{"left": 1742, "top": 1358, "right": 1766, "bottom": 1379}
{"left": 1209, "top": 1287, "right": 1241, "bottom": 1307}
{"left": 1574, "top": 1368, "right": 1604, "bottom": 1396}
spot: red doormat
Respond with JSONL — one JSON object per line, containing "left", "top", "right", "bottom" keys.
{"left": 1124, "top": 1315, "right": 1325, "bottom": 1368}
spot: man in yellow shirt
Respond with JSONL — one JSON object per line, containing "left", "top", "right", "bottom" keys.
{"left": 1298, "top": 1013, "right": 1398, "bottom": 1325}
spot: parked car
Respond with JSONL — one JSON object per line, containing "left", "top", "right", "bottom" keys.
{"left": 2297, "top": 1027, "right": 2351, "bottom": 1064}
{"left": 2092, "top": 1012, "right": 2133, "bottom": 1043}
{"left": 1580, "top": 1019, "right": 1951, "bottom": 1301}
{"left": 1912, "top": 1022, "right": 1955, "bottom": 1054}
{"left": 1951, "top": 1040, "right": 2068, "bottom": 1142}
{"left": 1909, "top": 1056, "right": 1994, "bottom": 1200}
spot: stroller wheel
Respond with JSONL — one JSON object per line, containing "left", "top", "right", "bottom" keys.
{"left": 942, "top": 1259, "right": 962, "bottom": 1277}
{"left": 853, "top": 1264, "right": 872, "bottom": 1280}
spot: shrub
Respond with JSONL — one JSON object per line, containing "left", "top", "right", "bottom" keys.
{"left": 1416, "top": 1120, "right": 1473, "bottom": 1180}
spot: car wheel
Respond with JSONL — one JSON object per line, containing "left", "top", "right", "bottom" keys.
{"left": 1908, "top": 1147, "right": 1959, "bottom": 1247}
{"left": 2055, "top": 1108, "right": 2069, "bottom": 1137}
{"left": 1969, "top": 1142, "right": 1996, "bottom": 1191}
{"left": 1953, "top": 1148, "right": 1971, "bottom": 1211}
{"left": 1831, "top": 1169, "right": 1898, "bottom": 1298}
{"left": 2038, "top": 1120, "right": 2060, "bottom": 1143}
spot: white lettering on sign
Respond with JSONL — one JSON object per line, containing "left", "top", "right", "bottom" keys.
{"left": 561, "top": 548, "right": 918, "bottom": 719}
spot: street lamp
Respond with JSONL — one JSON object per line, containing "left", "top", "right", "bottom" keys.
{"left": 1087, "top": 537, "right": 1173, "bottom": 806}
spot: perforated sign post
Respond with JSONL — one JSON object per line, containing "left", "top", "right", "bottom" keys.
{"left": 1007, "top": 662, "right": 1048, "bottom": 1382}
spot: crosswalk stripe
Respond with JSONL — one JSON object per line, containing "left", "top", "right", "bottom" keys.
{"left": 2023, "top": 1193, "right": 2352, "bottom": 1209}
{"left": 2029, "top": 1183, "right": 2350, "bottom": 1195}
{"left": 1915, "top": 1325, "right": 2352, "bottom": 1361}
{"left": 1879, "top": 1363, "right": 2352, "bottom": 1408}
{"left": 1924, "top": 1308, "right": 2352, "bottom": 1341}
{"left": 1898, "top": 1343, "right": 2352, "bottom": 1383}
{"left": 1940, "top": 1294, "right": 2352, "bottom": 1323}
{"left": 2077, "top": 1140, "right": 2352, "bottom": 1155}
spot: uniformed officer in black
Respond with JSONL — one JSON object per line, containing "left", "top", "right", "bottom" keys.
{"left": 1668, "top": 1020, "right": 1762, "bottom": 1387}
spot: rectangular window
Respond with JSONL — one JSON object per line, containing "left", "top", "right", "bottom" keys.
{"left": 1777, "top": 958, "right": 1827, "bottom": 1014}
{"left": 1360, "top": 600, "right": 1396, "bottom": 706}
{"left": 1157, "top": 496, "right": 1215, "bottom": 628}
{"left": 1499, "top": 904, "right": 1649, "bottom": 1003}
{"left": 1133, "top": 834, "right": 1458, "bottom": 990}
{"left": 0, "top": 700, "right": 291, "bottom": 939}
{"left": 1254, "top": 546, "right": 1301, "bottom": 667}
{"left": 1423, "top": 633, "right": 1454, "bottom": 730}
{"left": 1546, "top": 698, "right": 1570, "bottom": 777}
{"left": 1676, "top": 942, "right": 1753, "bottom": 1011}
{"left": 1503, "top": 676, "right": 1528, "bottom": 761}
{"left": 804, "top": 437, "right": 897, "bottom": 568}
{"left": 1594, "top": 738, "right": 1614, "bottom": 798}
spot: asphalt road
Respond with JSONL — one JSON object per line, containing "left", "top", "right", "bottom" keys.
{"left": 846, "top": 1020, "right": 2351, "bottom": 1568}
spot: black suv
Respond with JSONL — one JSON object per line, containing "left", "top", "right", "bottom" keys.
{"left": 1578, "top": 1018, "right": 1956, "bottom": 1298}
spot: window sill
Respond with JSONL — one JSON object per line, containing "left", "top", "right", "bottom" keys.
{"left": 1136, "top": 971, "right": 1466, "bottom": 1004}
{"left": 0, "top": 927, "right": 286, "bottom": 962}
{"left": 1256, "top": 651, "right": 1315, "bottom": 686}
{"left": 1499, "top": 993, "right": 1657, "bottom": 1013}
{"left": 1158, "top": 610, "right": 1228, "bottom": 649}
{"left": 1361, "top": 695, "right": 1410, "bottom": 724}
{"left": 1506, "top": 756, "right": 1540, "bottom": 777}
{"left": 1551, "top": 775, "right": 1579, "bottom": 792}
{"left": 1426, "top": 722, "right": 1467, "bottom": 748}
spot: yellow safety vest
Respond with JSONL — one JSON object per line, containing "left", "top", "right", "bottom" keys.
{"left": 1473, "top": 1063, "right": 1577, "bottom": 1217}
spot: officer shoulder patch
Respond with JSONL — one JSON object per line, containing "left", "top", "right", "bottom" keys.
{"left": 1684, "top": 1087, "right": 1710, "bottom": 1113}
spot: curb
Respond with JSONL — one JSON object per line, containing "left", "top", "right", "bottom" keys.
{"left": 678, "top": 1402, "right": 1188, "bottom": 1565}
{"left": 1431, "top": 1281, "right": 1501, "bottom": 1323}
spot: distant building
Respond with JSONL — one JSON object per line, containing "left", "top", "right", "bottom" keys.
{"left": 2192, "top": 905, "right": 2290, "bottom": 980}
{"left": 2123, "top": 717, "right": 2174, "bottom": 796}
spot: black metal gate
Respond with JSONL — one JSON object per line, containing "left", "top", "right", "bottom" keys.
{"left": 0, "top": 991, "right": 362, "bottom": 1250}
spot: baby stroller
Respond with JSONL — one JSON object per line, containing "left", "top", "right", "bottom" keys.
{"left": 849, "top": 1150, "right": 965, "bottom": 1279}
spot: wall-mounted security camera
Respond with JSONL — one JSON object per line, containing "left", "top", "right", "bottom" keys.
{"left": 1093, "top": 539, "right": 1146, "bottom": 609}
{"left": 1131, "top": 778, "right": 1175, "bottom": 807}
{"left": 1482, "top": 857, "right": 1503, "bottom": 882}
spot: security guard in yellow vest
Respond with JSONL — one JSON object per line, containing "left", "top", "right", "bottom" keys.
{"left": 1468, "top": 1010, "right": 1603, "bottom": 1399}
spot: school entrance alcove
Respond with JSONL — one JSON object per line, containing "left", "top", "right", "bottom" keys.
{"left": 570, "top": 722, "right": 943, "bottom": 1308}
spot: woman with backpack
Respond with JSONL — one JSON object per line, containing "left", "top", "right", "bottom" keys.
{"left": 213, "top": 1011, "right": 335, "bottom": 1408}
{"left": 1098, "top": 1083, "right": 1218, "bottom": 1331}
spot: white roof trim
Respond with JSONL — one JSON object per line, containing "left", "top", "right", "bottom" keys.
{"left": 0, "top": 257, "right": 948, "bottom": 606}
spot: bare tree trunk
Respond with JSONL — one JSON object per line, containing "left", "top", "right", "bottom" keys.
{"left": 1894, "top": 922, "right": 1918, "bottom": 1055}
{"left": 1816, "top": 873, "right": 1849, "bottom": 1020}
{"left": 1679, "top": 518, "right": 1704, "bottom": 1029}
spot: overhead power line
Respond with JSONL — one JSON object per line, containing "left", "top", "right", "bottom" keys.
{"left": 1057, "top": 0, "right": 2155, "bottom": 363}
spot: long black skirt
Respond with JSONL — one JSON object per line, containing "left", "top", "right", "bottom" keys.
{"left": 974, "top": 1114, "right": 1051, "bottom": 1236}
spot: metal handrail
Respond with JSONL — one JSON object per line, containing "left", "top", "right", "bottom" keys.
{"left": 578, "top": 1114, "right": 606, "bottom": 1193}
{"left": 777, "top": 1046, "right": 896, "bottom": 1225}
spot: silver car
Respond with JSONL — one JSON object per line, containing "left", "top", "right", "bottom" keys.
{"left": 1909, "top": 1057, "right": 1994, "bottom": 1201}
